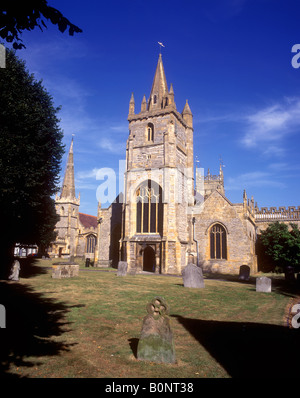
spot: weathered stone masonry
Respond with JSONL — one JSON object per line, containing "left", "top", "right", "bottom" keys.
{"left": 50, "top": 54, "right": 299, "bottom": 276}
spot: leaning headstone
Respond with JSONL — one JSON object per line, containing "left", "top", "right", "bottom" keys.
{"left": 117, "top": 261, "right": 128, "bottom": 276}
{"left": 239, "top": 265, "right": 250, "bottom": 281}
{"left": 256, "top": 276, "right": 271, "bottom": 292}
{"left": 182, "top": 263, "right": 205, "bottom": 288}
{"left": 8, "top": 260, "right": 20, "bottom": 281}
{"left": 137, "top": 296, "right": 176, "bottom": 364}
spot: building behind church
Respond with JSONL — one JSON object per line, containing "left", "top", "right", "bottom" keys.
{"left": 49, "top": 54, "right": 300, "bottom": 275}
{"left": 48, "top": 138, "right": 98, "bottom": 260}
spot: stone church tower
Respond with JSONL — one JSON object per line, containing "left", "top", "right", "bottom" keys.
{"left": 49, "top": 138, "right": 98, "bottom": 260}
{"left": 52, "top": 138, "right": 80, "bottom": 258}
{"left": 120, "top": 54, "right": 195, "bottom": 274}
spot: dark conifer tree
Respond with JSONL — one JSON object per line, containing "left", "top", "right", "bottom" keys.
{"left": 0, "top": 49, "right": 64, "bottom": 277}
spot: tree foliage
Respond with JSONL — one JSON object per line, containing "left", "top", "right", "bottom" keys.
{"left": 0, "top": 1, "right": 82, "bottom": 49}
{"left": 259, "top": 222, "right": 300, "bottom": 273}
{"left": 0, "top": 49, "right": 64, "bottom": 275}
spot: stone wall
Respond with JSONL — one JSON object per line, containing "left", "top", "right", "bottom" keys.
{"left": 98, "top": 206, "right": 112, "bottom": 267}
{"left": 194, "top": 190, "right": 257, "bottom": 274}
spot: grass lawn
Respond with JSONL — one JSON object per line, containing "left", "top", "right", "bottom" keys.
{"left": 0, "top": 258, "right": 299, "bottom": 378}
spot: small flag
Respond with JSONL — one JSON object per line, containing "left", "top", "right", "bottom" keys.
{"left": 158, "top": 42, "right": 165, "bottom": 47}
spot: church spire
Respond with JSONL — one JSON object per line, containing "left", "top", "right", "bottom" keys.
{"left": 60, "top": 137, "right": 76, "bottom": 199}
{"left": 148, "top": 53, "right": 168, "bottom": 111}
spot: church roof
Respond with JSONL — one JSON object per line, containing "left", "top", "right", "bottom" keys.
{"left": 79, "top": 213, "right": 98, "bottom": 229}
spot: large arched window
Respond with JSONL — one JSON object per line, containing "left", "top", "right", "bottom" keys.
{"left": 86, "top": 234, "right": 96, "bottom": 253}
{"left": 136, "top": 180, "right": 163, "bottom": 235}
{"left": 210, "top": 224, "right": 227, "bottom": 259}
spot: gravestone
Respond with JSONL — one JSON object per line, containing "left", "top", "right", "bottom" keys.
{"left": 0, "top": 304, "right": 6, "bottom": 328}
{"left": 85, "top": 258, "right": 90, "bottom": 267}
{"left": 239, "top": 265, "right": 250, "bottom": 281}
{"left": 285, "top": 266, "right": 295, "bottom": 282}
{"left": 256, "top": 276, "right": 271, "bottom": 292}
{"left": 117, "top": 261, "right": 128, "bottom": 276}
{"left": 137, "top": 296, "right": 176, "bottom": 364}
{"left": 52, "top": 262, "right": 79, "bottom": 279}
{"left": 8, "top": 260, "right": 20, "bottom": 281}
{"left": 182, "top": 263, "right": 205, "bottom": 288}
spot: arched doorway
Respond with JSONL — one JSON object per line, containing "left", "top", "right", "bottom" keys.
{"left": 143, "top": 246, "right": 156, "bottom": 272}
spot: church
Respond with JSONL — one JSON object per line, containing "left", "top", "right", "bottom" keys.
{"left": 48, "top": 138, "right": 98, "bottom": 261}
{"left": 49, "top": 54, "right": 300, "bottom": 275}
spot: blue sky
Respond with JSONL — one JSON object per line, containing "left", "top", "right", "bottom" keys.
{"left": 5, "top": 0, "right": 300, "bottom": 215}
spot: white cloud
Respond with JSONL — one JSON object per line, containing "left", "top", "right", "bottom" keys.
{"left": 241, "top": 98, "right": 300, "bottom": 154}
{"left": 226, "top": 171, "right": 286, "bottom": 191}
{"left": 76, "top": 168, "right": 100, "bottom": 180}
{"left": 75, "top": 168, "right": 103, "bottom": 191}
{"left": 98, "top": 137, "right": 126, "bottom": 154}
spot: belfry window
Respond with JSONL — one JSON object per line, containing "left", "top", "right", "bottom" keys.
{"left": 136, "top": 180, "right": 163, "bottom": 235}
{"left": 86, "top": 234, "right": 96, "bottom": 253}
{"left": 210, "top": 224, "right": 227, "bottom": 260}
{"left": 147, "top": 123, "right": 154, "bottom": 142}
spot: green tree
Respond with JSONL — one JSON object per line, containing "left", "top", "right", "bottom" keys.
{"left": 259, "top": 222, "right": 300, "bottom": 275}
{"left": 0, "top": 49, "right": 64, "bottom": 277}
{"left": 0, "top": 1, "right": 82, "bottom": 49}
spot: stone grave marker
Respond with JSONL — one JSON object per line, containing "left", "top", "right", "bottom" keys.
{"left": 182, "top": 263, "right": 205, "bottom": 288}
{"left": 8, "top": 260, "right": 20, "bottom": 281}
{"left": 239, "top": 265, "right": 250, "bottom": 281}
{"left": 285, "top": 266, "right": 296, "bottom": 282}
{"left": 256, "top": 276, "right": 271, "bottom": 292}
{"left": 137, "top": 296, "right": 176, "bottom": 364}
{"left": 52, "top": 262, "right": 79, "bottom": 279}
{"left": 0, "top": 304, "right": 6, "bottom": 328}
{"left": 117, "top": 261, "right": 128, "bottom": 276}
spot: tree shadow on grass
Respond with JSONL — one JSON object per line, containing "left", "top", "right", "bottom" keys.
{"left": 18, "top": 257, "right": 49, "bottom": 279}
{"left": 0, "top": 280, "right": 80, "bottom": 378}
{"left": 172, "top": 315, "right": 300, "bottom": 378}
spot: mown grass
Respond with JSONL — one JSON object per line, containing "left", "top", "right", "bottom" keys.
{"left": 1, "top": 260, "right": 299, "bottom": 378}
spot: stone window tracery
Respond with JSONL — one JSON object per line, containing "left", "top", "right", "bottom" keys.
{"left": 210, "top": 224, "right": 227, "bottom": 260}
{"left": 136, "top": 180, "right": 163, "bottom": 235}
{"left": 86, "top": 234, "right": 96, "bottom": 253}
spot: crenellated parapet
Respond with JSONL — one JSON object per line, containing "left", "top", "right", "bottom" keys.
{"left": 255, "top": 205, "right": 300, "bottom": 221}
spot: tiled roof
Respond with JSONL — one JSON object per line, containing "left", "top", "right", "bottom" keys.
{"left": 79, "top": 213, "right": 98, "bottom": 229}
